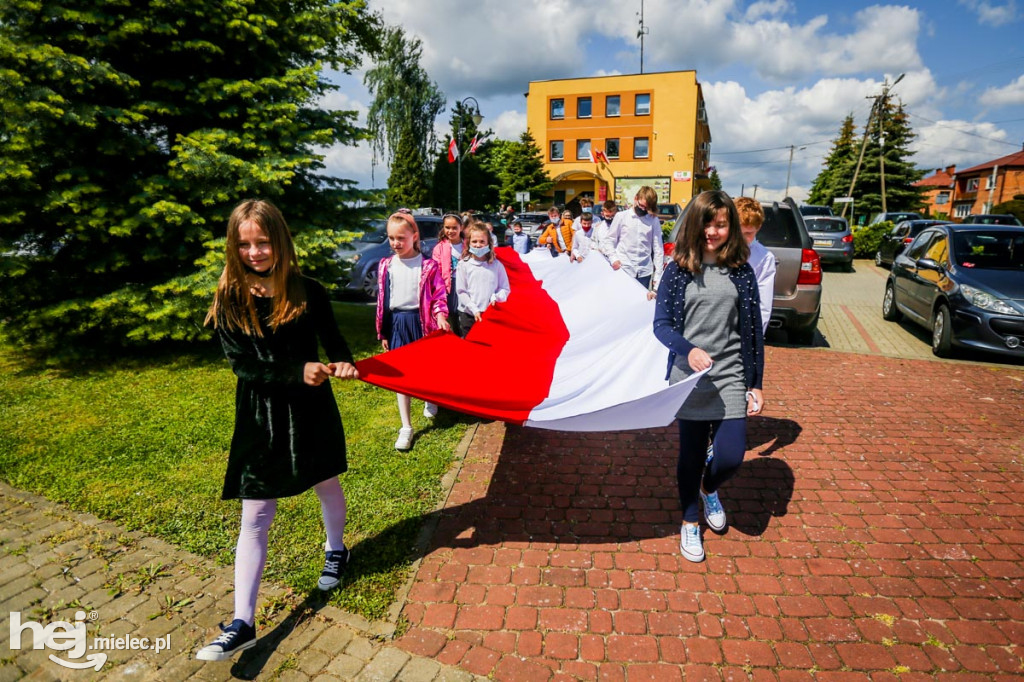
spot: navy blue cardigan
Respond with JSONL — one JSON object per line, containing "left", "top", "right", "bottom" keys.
{"left": 653, "top": 261, "right": 764, "bottom": 390}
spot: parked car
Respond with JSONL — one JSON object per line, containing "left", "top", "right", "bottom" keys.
{"left": 334, "top": 216, "right": 444, "bottom": 298}
{"left": 963, "top": 214, "right": 1023, "bottom": 226}
{"left": 656, "top": 203, "right": 682, "bottom": 224}
{"left": 667, "top": 196, "right": 822, "bottom": 344}
{"left": 799, "top": 205, "right": 834, "bottom": 217}
{"left": 874, "top": 219, "right": 951, "bottom": 268}
{"left": 869, "top": 211, "right": 921, "bottom": 225}
{"left": 804, "top": 216, "right": 854, "bottom": 270}
{"left": 882, "top": 224, "right": 1024, "bottom": 358}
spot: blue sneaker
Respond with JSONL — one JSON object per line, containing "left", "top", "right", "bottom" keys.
{"left": 317, "top": 547, "right": 350, "bottom": 591}
{"left": 196, "top": 619, "right": 256, "bottom": 661}
{"left": 680, "top": 523, "right": 705, "bottom": 562}
{"left": 700, "top": 489, "right": 727, "bottom": 532}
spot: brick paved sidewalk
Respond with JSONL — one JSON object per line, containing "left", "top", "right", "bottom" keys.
{"left": 395, "top": 347, "right": 1024, "bottom": 681}
{"left": 0, "top": 483, "right": 483, "bottom": 682}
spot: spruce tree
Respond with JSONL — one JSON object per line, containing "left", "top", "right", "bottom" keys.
{"left": 808, "top": 114, "right": 858, "bottom": 207}
{"left": 709, "top": 168, "right": 723, "bottom": 191}
{"left": 385, "top": 124, "right": 429, "bottom": 208}
{"left": 0, "top": 0, "right": 379, "bottom": 354}
{"left": 852, "top": 101, "right": 924, "bottom": 219}
{"left": 493, "top": 130, "right": 553, "bottom": 207}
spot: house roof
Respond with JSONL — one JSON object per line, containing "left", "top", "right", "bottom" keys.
{"left": 914, "top": 167, "right": 955, "bottom": 188}
{"left": 957, "top": 149, "right": 1024, "bottom": 175}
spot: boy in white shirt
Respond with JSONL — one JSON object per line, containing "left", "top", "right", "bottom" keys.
{"left": 734, "top": 197, "right": 775, "bottom": 334}
{"left": 604, "top": 186, "right": 664, "bottom": 298}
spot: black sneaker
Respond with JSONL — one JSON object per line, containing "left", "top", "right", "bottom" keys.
{"left": 317, "top": 547, "right": 350, "bottom": 591}
{"left": 196, "top": 619, "right": 256, "bottom": 661}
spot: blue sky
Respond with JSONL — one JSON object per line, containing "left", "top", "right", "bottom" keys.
{"left": 320, "top": 0, "right": 1024, "bottom": 203}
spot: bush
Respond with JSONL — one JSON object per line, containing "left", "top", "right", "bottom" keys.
{"left": 851, "top": 221, "right": 893, "bottom": 258}
{"left": 661, "top": 220, "right": 675, "bottom": 242}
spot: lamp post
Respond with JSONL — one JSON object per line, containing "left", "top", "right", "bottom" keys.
{"left": 457, "top": 96, "right": 484, "bottom": 213}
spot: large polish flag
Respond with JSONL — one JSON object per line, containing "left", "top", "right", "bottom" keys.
{"left": 356, "top": 249, "right": 707, "bottom": 431}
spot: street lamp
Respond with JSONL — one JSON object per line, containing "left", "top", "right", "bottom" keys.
{"left": 457, "top": 96, "right": 484, "bottom": 213}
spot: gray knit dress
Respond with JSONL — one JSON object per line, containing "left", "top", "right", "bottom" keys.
{"left": 669, "top": 265, "right": 747, "bottom": 420}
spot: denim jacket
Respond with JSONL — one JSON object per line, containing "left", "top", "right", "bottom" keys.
{"left": 652, "top": 261, "right": 764, "bottom": 390}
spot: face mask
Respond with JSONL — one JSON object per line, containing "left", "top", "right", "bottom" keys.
{"left": 634, "top": 205, "right": 648, "bottom": 217}
{"left": 470, "top": 245, "right": 491, "bottom": 258}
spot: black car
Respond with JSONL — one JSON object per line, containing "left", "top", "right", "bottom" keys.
{"left": 882, "top": 224, "right": 1024, "bottom": 358}
{"left": 799, "top": 205, "right": 834, "bottom": 217}
{"left": 963, "top": 214, "right": 1023, "bottom": 226}
{"left": 874, "top": 219, "right": 950, "bottom": 268}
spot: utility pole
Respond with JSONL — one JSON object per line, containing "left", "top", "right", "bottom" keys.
{"left": 784, "top": 144, "right": 806, "bottom": 198}
{"left": 878, "top": 74, "right": 902, "bottom": 214}
{"left": 840, "top": 73, "right": 903, "bottom": 220}
{"left": 752, "top": 184, "right": 759, "bottom": 199}
{"left": 637, "top": 0, "right": 649, "bottom": 74}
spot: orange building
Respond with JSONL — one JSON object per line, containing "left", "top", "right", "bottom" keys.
{"left": 913, "top": 165, "right": 956, "bottom": 218}
{"left": 525, "top": 71, "right": 712, "bottom": 211}
{"left": 949, "top": 148, "right": 1024, "bottom": 220}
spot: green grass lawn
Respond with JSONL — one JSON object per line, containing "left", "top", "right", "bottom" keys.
{"left": 0, "top": 302, "right": 472, "bottom": 621}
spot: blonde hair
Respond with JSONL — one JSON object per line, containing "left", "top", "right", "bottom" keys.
{"left": 387, "top": 212, "right": 421, "bottom": 253}
{"left": 462, "top": 222, "right": 495, "bottom": 263}
{"left": 206, "top": 199, "right": 307, "bottom": 336}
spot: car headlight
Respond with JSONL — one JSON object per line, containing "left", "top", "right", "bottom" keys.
{"left": 350, "top": 254, "right": 360, "bottom": 263}
{"left": 960, "top": 285, "right": 1022, "bottom": 316}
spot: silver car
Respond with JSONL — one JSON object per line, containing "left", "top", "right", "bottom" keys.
{"left": 804, "top": 216, "right": 854, "bottom": 270}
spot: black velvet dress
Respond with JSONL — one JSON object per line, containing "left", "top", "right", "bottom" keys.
{"left": 217, "top": 277, "right": 353, "bottom": 500}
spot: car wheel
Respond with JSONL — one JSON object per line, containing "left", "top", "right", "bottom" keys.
{"left": 932, "top": 304, "right": 954, "bottom": 358}
{"left": 361, "top": 267, "right": 379, "bottom": 299}
{"left": 874, "top": 250, "right": 883, "bottom": 267}
{"left": 844, "top": 260, "right": 854, "bottom": 273}
{"left": 882, "top": 282, "right": 901, "bottom": 321}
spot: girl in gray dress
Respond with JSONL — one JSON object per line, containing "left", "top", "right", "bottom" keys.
{"left": 653, "top": 191, "right": 765, "bottom": 563}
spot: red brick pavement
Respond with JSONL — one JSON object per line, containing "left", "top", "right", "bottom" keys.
{"left": 396, "top": 347, "right": 1024, "bottom": 680}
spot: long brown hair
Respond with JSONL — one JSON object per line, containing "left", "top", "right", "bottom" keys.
{"left": 672, "top": 190, "right": 749, "bottom": 273}
{"left": 462, "top": 222, "right": 495, "bottom": 263}
{"left": 205, "top": 199, "right": 307, "bottom": 336}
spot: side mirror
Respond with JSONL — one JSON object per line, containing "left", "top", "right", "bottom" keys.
{"left": 916, "top": 258, "right": 943, "bottom": 272}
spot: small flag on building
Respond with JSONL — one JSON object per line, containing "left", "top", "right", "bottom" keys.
{"left": 587, "top": 148, "right": 595, "bottom": 163}
{"left": 447, "top": 138, "right": 459, "bottom": 163}
{"left": 469, "top": 136, "right": 480, "bottom": 154}
{"left": 595, "top": 150, "right": 609, "bottom": 164}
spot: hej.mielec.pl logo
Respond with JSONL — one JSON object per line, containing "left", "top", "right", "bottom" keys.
{"left": 8, "top": 610, "right": 171, "bottom": 671}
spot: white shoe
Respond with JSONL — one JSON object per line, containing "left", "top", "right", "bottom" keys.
{"left": 395, "top": 427, "right": 413, "bottom": 450}
{"left": 423, "top": 402, "right": 438, "bottom": 418}
{"left": 680, "top": 523, "right": 705, "bottom": 563}
{"left": 700, "top": 489, "right": 727, "bottom": 532}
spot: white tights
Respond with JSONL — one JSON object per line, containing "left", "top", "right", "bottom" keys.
{"left": 232, "top": 477, "right": 347, "bottom": 625}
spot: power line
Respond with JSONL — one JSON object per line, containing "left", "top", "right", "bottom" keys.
{"left": 903, "top": 109, "right": 1021, "bottom": 147}
{"left": 712, "top": 139, "right": 828, "bottom": 155}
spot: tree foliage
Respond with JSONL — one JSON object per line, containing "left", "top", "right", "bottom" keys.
{"left": 431, "top": 101, "right": 497, "bottom": 211}
{"left": 708, "top": 167, "right": 722, "bottom": 191}
{"left": 363, "top": 26, "right": 444, "bottom": 179}
{"left": 487, "top": 130, "right": 553, "bottom": 207}
{"left": 0, "top": 0, "right": 378, "bottom": 355}
{"left": 808, "top": 114, "right": 858, "bottom": 207}
{"left": 992, "top": 195, "right": 1024, "bottom": 224}
{"left": 385, "top": 123, "right": 429, "bottom": 208}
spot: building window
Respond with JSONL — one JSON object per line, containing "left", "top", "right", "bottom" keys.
{"left": 577, "top": 97, "right": 592, "bottom": 118}
{"left": 605, "top": 138, "right": 620, "bottom": 159}
{"left": 577, "top": 139, "right": 591, "bottom": 161}
{"left": 550, "top": 98, "right": 564, "bottom": 120}
{"left": 966, "top": 178, "right": 980, "bottom": 192}
{"left": 954, "top": 203, "right": 971, "bottom": 218}
{"left": 936, "top": 192, "right": 949, "bottom": 205}
{"left": 606, "top": 95, "right": 620, "bottom": 117}
{"left": 984, "top": 176, "right": 994, "bottom": 190}
{"left": 635, "top": 93, "right": 651, "bottom": 116}
{"left": 550, "top": 140, "right": 564, "bottom": 161}
{"left": 633, "top": 137, "right": 649, "bottom": 159}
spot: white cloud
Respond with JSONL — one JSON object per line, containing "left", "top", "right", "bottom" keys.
{"left": 980, "top": 74, "right": 1024, "bottom": 108}
{"left": 957, "top": 0, "right": 1021, "bottom": 26}
{"left": 318, "top": 139, "right": 379, "bottom": 189}
{"left": 489, "top": 110, "right": 528, "bottom": 140}
{"left": 744, "top": 0, "right": 792, "bottom": 22}
{"left": 911, "top": 119, "right": 1016, "bottom": 170}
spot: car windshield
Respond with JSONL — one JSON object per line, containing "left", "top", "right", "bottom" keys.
{"left": 953, "top": 230, "right": 1024, "bottom": 270}
{"left": 800, "top": 206, "right": 831, "bottom": 216}
{"left": 805, "top": 218, "right": 845, "bottom": 232}
{"left": 355, "top": 220, "right": 388, "bottom": 243}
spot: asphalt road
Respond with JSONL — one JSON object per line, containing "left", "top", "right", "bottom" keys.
{"left": 769, "top": 259, "right": 1024, "bottom": 367}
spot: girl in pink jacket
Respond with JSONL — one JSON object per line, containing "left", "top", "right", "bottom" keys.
{"left": 375, "top": 212, "right": 450, "bottom": 450}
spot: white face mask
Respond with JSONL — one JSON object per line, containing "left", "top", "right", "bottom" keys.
{"left": 469, "top": 245, "right": 491, "bottom": 258}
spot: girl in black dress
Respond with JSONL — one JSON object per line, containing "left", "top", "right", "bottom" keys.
{"left": 198, "top": 199, "right": 359, "bottom": 660}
